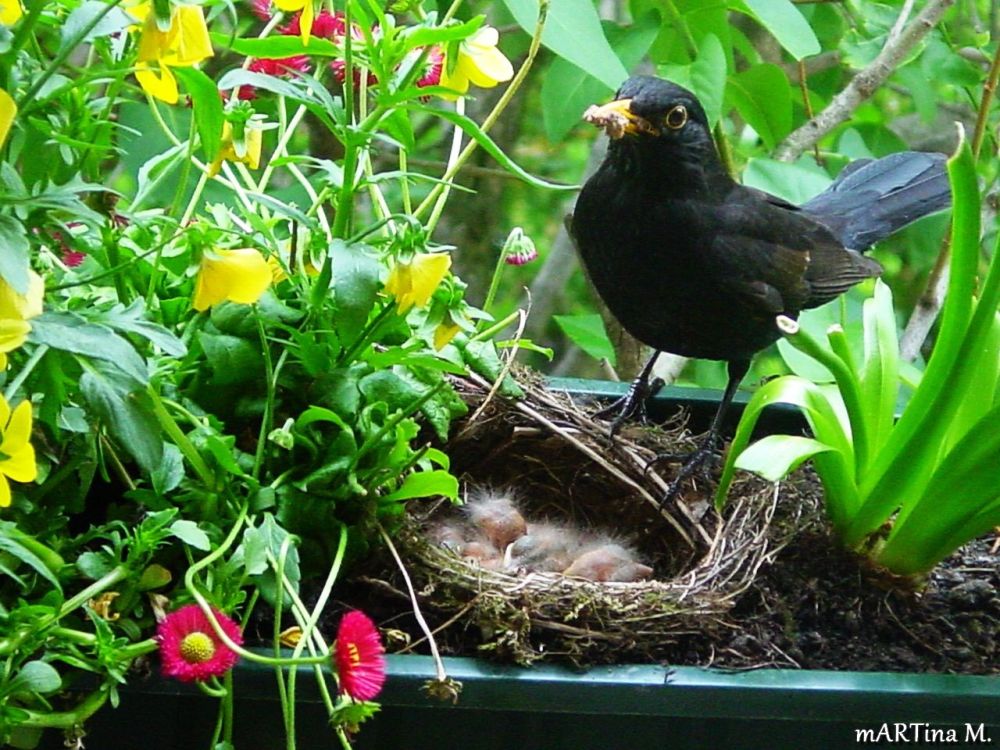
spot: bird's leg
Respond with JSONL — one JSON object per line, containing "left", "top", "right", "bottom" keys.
{"left": 658, "top": 359, "right": 750, "bottom": 503}
{"left": 593, "top": 351, "right": 665, "bottom": 438}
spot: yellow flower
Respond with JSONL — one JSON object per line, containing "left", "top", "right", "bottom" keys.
{"left": 135, "top": 4, "right": 214, "bottom": 104}
{"left": 440, "top": 26, "right": 513, "bottom": 95}
{"left": 384, "top": 253, "right": 451, "bottom": 314}
{"left": 208, "top": 121, "right": 263, "bottom": 178}
{"left": 0, "top": 270, "right": 44, "bottom": 370}
{"left": 273, "top": 0, "right": 314, "bottom": 45}
{"left": 0, "top": 88, "right": 16, "bottom": 149}
{"left": 0, "top": 0, "right": 22, "bottom": 25}
{"left": 433, "top": 322, "right": 461, "bottom": 350}
{"left": 193, "top": 248, "right": 272, "bottom": 311}
{"left": 0, "top": 395, "right": 37, "bottom": 507}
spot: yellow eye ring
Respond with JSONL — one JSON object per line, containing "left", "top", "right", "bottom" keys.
{"left": 665, "top": 105, "right": 688, "bottom": 130}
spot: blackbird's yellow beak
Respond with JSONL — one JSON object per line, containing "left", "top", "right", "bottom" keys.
{"left": 582, "top": 98, "right": 657, "bottom": 139}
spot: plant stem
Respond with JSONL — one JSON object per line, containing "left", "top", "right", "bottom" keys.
{"left": 253, "top": 314, "right": 277, "bottom": 480}
{"left": 4, "top": 344, "right": 48, "bottom": 402}
{"left": 148, "top": 386, "right": 216, "bottom": 489}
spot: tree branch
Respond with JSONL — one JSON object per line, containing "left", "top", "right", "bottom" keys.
{"left": 774, "top": 0, "right": 955, "bottom": 163}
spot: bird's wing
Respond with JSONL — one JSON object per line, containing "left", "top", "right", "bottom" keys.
{"left": 703, "top": 196, "right": 881, "bottom": 316}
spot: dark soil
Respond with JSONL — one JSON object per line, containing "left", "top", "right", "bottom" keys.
{"left": 690, "top": 516, "right": 1000, "bottom": 673}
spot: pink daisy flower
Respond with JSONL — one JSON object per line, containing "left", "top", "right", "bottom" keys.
{"left": 157, "top": 604, "right": 243, "bottom": 683}
{"left": 333, "top": 610, "right": 386, "bottom": 701}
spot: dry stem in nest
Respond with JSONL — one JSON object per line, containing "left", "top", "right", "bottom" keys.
{"left": 391, "top": 371, "right": 812, "bottom": 666}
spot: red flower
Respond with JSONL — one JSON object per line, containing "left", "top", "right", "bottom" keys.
{"left": 157, "top": 604, "right": 243, "bottom": 683}
{"left": 333, "top": 611, "right": 386, "bottom": 701}
{"left": 234, "top": 56, "right": 311, "bottom": 99}
{"left": 330, "top": 59, "right": 378, "bottom": 86}
{"left": 415, "top": 46, "right": 443, "bottom": 90}
{"left": 250, "top": 0, "right": 273, "bottom": 21}
{"left": 283, "top": 9, "right": 349, "bottom": 40}
{"left": 62, "top": 250, "right": 86, "bottom": 268}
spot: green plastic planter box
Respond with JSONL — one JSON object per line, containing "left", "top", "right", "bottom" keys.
{"left": 50, "top": 655, "right": 1000, "bottom": 750}
{"left": 39, "top": 381, "right": 1000, "bottom": 749}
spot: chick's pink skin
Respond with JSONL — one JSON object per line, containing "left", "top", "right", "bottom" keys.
{"left": 463, "top": 491, "right": 527, "bottom": 550}
{"left": 562, "top": 542, "right": 653, "bottom": 583}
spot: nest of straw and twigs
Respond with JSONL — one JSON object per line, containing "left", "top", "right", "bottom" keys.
{"left": 388, "top": 370, "right": 813, "bottom": 666}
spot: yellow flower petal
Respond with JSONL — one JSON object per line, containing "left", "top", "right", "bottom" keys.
{"left": 0, "top": 271, "right": 44, "bottom": 322}
{"left": 166, "top": 5, "right": 213, "bottom": 67}
{"left": 433, "top": 322, "right": 461, "bottom": 350}
{"left": 209, "top": 122, "right": 264, "bottom": 178}
{"left": 0, "top": 353, "right": 7, "bottom": 371}
{"left": 0, "top": 88, "right": 16, "bottom": 148}
{"left": 0, "top": 475, "right": 10, "bottom": 507}
{"left": 273, "top": 0, "right": 306, "bottom": 9}
{"left": 299, "top": 1, "right": 313, "bottom": 45}
{"left": 0, "top": 319, "right": 31, "bottom": 353}
{"left": 136, "top": 62, "right": 179, "bottom": 104}
{"left": 193, "top": 248, "right": 273, "bottom": 311}
{"left": 387, "top": 253, "right": 451, "bottom": 313}
{"left": 462, "top": 45, "right": 513, "bottom": 88}
{"left": 0, "top": 0, "right": 22, "bottom": 26}
{"left": 0, "top": 400, "right": 36, "bottom": 484}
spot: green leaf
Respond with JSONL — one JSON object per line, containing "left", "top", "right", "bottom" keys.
{"left": 175, "top": 67, "right": 225, "bottom": 163}
{"left": 660, "top": 32, "right": 727, "bottom": 129}
{"left": 61, "top": 1, "right": 135, "bottom": 45}
{"left": 742, "top": 156, "right": 831, "bottom": 205}
{"left": 8, "top": 662, "right": 61, "bottom": 696}
{"left": 726, "top": 64, "right": 792, "bottom": 150}
{"left": 736, "top": 0, "right": 820, "bottom": 60}
{"left": 78, "top": 360, "right": 163, "bottom": 473}
{"left": 198, "top": 332, "right": 260, "bottom": 386}
{"left": 858, "top": 280, "right": 899, "bottom": 456}
{"left": 735, "top": 434, "right": 833, "bottom": 481}
{"left": 210, "top": 32, "right": 340, "bottom": 59}
{"left": 0, "top": 215, "right": 30, "bottom": 294}
{"left": 330, "top": 240, "right": 381, "bottom": 345}
{"left": 169, "top": 520, "right": 211, "bottom": 551}
{"left": 553, "top": 313, "right": 615, "bottom": 364}
{"left": 94, "top": 300, "right": 187, "bottom": 357}
{"left": 401, "top": 16, "right": 484, "bottom": 49}
{"left": 502, "top": 0, "right": 628, "bottom": 89}
{"left": 541, "top": 16, "right": 659, "bottom": 142}
{"left": 380, "top": 469, "right": 459, "bottom": 503}
{"left": 406, "top": 104, "right": 577, "bottom": 190}
{"left": 0, "top": 529, "right": 62, "bottom": 593}
{"left": 30, "top": 312, "right": 149, "bottom": 385}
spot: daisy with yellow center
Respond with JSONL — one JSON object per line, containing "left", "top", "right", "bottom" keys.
{"left": 157, "top": 604, "right": 243, "bottom": 682}
{"left": 135, "top": 4, "right": 214, "bottom": 104}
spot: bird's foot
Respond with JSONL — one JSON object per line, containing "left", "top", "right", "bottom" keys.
{"left": 594, "top": 375, "right": 665, "bottom": 439}
{"left": 648, "top": 435, "right": 722, "bottom": 504}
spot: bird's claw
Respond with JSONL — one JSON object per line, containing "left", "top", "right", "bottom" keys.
{"left": 650, "top": 438, "right": 722, "bottom": 505}
{"left": 594, "top": 376, "right": 665, "bottom": 439}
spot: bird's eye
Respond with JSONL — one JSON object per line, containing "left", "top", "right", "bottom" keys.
{"left": 665, "top": 105, "right": 688, "bottom": 130}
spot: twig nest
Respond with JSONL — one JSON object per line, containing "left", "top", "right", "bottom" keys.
{"left": 397, "top": 372, "right": 811, "bottom": 666}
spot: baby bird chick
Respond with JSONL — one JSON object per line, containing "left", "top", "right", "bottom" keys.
{"left": 463, "top": 489, "right": 527, "bottom": 551}
{"left": 508, "top": 522, "right": 585, "bottom": 573}
{"left": 562, "top": 542, "right": 653, "bottom": 583}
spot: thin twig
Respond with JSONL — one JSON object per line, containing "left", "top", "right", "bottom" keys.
{"left": 774, "top": 0, "right": 955, "bottom": 163}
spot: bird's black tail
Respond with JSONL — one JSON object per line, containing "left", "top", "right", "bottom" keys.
{"left": 802, "top": 151, "right": 951, "bottom": 251}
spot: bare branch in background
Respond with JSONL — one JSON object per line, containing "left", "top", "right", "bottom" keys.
{"left": 774, "top": 0, "right": 955, "bottom": 163}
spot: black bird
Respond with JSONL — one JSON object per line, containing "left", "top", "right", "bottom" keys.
{"left": 569, "top": 75, "right": 951, "bottom": 500}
